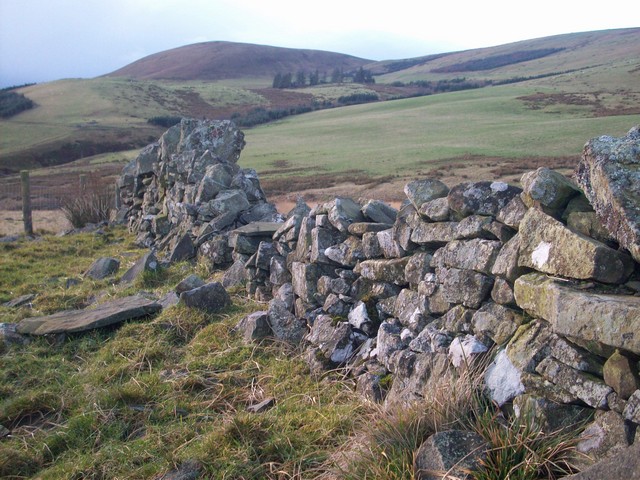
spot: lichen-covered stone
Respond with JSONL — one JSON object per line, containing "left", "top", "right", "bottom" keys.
{"left": 515, "top": 273, "right": 640, "bottom": 355}
{"left": 415, "top": 430, "right": 488, "bottom": 480}
{"left": 404, "top": 178, "right": 450, "bottom": 210}
{"left": 535, "top": 356, "right": 612, "bottom": 408}
{"left": 438, "top": 266, "right": 493, "bottom": 309}
{"left": 433, "top": 238, "right": 502, "bottom": 274}
{"left": 575, "top": 125, "right": 640, "bottom": 262}
{"left": 356, "top": 257, "right": 410, "bottom": 286}
{"left": 518, "top": 208, "right": 633, "bottom": 283}
{"left": 361, "top": 199, "right": 398, "bottom": 224}
{"left": 520, "top": 167, "right": 580, "bottom": 211}
{"left": 448, "top": 181, "right": 522, "bottom": 217}
{"left": 603, "top": 350, "right": 640, "bottom": 400}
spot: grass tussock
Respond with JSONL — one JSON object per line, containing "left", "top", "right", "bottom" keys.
{"left": 60, "top": 188, "right": 113, "bottom": 228}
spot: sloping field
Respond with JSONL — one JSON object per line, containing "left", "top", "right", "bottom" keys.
{"left": 240, "top": 83, "right": 640, "bottom": 202}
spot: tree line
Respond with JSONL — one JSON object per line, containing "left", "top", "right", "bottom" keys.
{"left": 272, "top": 67, "right": 375, "bottom": 89}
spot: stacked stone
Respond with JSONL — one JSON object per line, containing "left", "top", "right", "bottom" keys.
{"left": 117, "top": 119, "right": 282, "bottom": 263}
{"left": 236, "top": 126, "right": 640, "bottom": 468}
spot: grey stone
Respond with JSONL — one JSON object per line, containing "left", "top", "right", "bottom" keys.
{"left": 567, "top": 211, "right": 615, "bottom": 245}
{"left": 603, "top": 350, "right": 640, "bottom": 400}
{"left": 513, "top": 394, "right": 591, "bottom": 433}
{"left": 415, "top": 430, "right": 488, "bottom": 480}
{"left": 347, "top": 222, "right": 392, "bottom": 236}
{"left": 246, "top": 397, "right": 276, "bottom": 413}
{"left": 376, "top": 228, "right": 406, "bottom": 258}
{"left": 563, "top": 441, "right": 640, "bottom": 480}
{"left": 433, "top": 238, "right": 502, "bottom": 275}
{"left": 448, "top": 334, "right": 489, "bottom": 368}
{"left": 235, "top": 311, "right": 271, "bottom": 344}
{"left": 491, "top": 229, "right": 529, "bottom": 282}
{"left": 221, "top": 259, "right": 248, "bottom": 288}
{"left": 410, "top": 221, "right": 458, "bottom": 246}
{"left": 356, "top": 372, "right": 386, "bottom": 403}
{"left": 120, "top": 251, "right": 159, "bottom": 284}
{"left": 291, "top": 262, "right": 320, "bottom": 305}
{"left": 385, "top": 352, "right": 451, "bottom": 407}
{"left": 179, "top": 282, "right": 231, "bottom": 313}
{"left": 175, "top": 274, "right": 205, "bottom": 294}
{"left": 84, "top": 257, "right": 120, "bottom": 280}
{"left": 448, "top": 181, "right": 522, "bottom": 217}
{"left": 575, "top": 410, "right": 631, "bottom": 470}
{"left": 17, "top": 295, "right": 162, "bottom": 335}
{"left": 404, "top": 252, "right": 434, "bottom": 285}
{"left": 356, "top": 257, "right": 410, "bottom": 286}
{"left": 348, "top": 301, "right": 374, "bottom": 336}
{"left": 496, "top": 195, "right": 529, "bottom": 229}
{"left": 0, "top": 323, "right": 30, "bottom": 347}
{"left": 622, "top": 389, "right": 640, "bottom": 424}
{"left": 404, "top": 179, "right": 449, "bottom": 210}
{"left": 168, "top": 234, "right": 196, "bottom": 263}
{"left": 268, "top": 298, "right": 307, "bottom": 344}
{"left": 491, "top": 278, "right": 516, "bottom": 306}
{"left": 575, "top": 125, "right": 640, "bottom": 262}
{"left": 324, "top": 236, "right": 365, "bottom": 267}
{"left": 361, "top": 199, "right": 398, "bottom": 224}
{"left": 520, "top": 167, "right": 580, "bottom": 211}
{"left": 306, "top": 314, "right": 362, "bottom": 365}
{"left": 518, "top": 208, "right": 633, "bottom": 284}
{"left": 485, "top": 349, "right": 525, "bottom": 406}
{"left": 418, "top": 197, "right": 450, "bottom": 221}
{"left": 471, "top": 302, "right": 523, "bottom": 345}
{"left": 328, "top": 197, "right": 365, "bottom": 232}
{"left": 362, "top": 231, "right": 383, "bottom": 259}
{"left": 438, "top": 266, "right": 493, "bottom": 309}
{"left": 3, "top": 293, "right": 36, "bottom": 308}
{"left": 311, "top": 227, "right": 347, "bottom": 264}
{"left": 535, "top": 356, "right": 612, "bottom": 409}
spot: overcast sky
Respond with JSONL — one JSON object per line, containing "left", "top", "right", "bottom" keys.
{"left": 0, "top": 0, "right": 637, "bottom": 87}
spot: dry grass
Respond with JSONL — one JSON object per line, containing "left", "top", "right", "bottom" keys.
{"left": 0, "top": 209, "right": 71, "bottom": 236}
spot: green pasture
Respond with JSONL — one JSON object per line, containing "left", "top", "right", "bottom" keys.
{"left": 240, "top": 84, "right": 640, "bottom": 179}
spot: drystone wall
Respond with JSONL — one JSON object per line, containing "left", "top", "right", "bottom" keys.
{"left": 230, "top": 126, "right": 640, "bottom": 469}
{"left": 116, "top": 120, "right": 640, "bottom": 470}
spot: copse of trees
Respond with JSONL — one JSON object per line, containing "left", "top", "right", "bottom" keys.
{"left": 271, "top": 67, "right": 375, "bottom": 89}
{"left": 0, "top": 90, "right": 35, "bottom": 118}
{"left": 147, "top": 116, "right": 183, "bottom": 127}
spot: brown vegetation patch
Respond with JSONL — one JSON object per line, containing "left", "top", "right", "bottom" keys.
{"left": 517, "top": 91, "right": 640, "bottom": 117}
{"left": 260, "top": 170, "right": 397, "bottom": 197}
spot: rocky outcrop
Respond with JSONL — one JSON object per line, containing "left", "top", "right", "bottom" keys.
{"left": 116, "top": 119, "right": 282, "bottom": 261}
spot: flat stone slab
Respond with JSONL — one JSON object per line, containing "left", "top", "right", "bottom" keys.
{"left": 17, "top": 295, "right": 162, "bottom": 335}
{"left": 230, "top": 222, "right": 282, "bottom": 237}
{"left": 515, "top": 273, "right": 640, "bottom": 355}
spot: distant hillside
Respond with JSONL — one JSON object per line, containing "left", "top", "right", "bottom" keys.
{"left": 372, "top": 27, "right": 640, "bottom": 86}
{"left": 106, "top": 41, "right": 373, "bottom": 81}
{"left": 1, "top": 28, "right": 639, "bottom": 175}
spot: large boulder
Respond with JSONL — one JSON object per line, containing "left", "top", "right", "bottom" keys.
{"left": 575, "top": 125, "right": 640, "bottom": 262}
{"left": 518, "top": 208, "right": 633, "bottom": 284}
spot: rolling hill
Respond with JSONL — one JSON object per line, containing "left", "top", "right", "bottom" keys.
{"left": 105, "top": 41, "right": 372, "bottom": 81}
{"left": 0, "top": 28, "right": 638, "bottom": 183}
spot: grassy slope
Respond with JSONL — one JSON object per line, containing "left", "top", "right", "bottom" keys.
{"left": 0, "top": 229, "right": 365, "bottom": 479}
{"left": 240, "top": 82, "right": 640, "bottom": 181}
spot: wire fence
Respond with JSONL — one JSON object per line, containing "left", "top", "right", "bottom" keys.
{"left": 0, "top": 174, "right": 118, "bottom": 211}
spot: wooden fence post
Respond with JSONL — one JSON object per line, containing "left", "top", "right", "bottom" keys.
{"left": 21, "top": 170, "right": 33, "bottom": 236}
{"left": 79, "top": 174, "right": 87, "bottom": 193}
